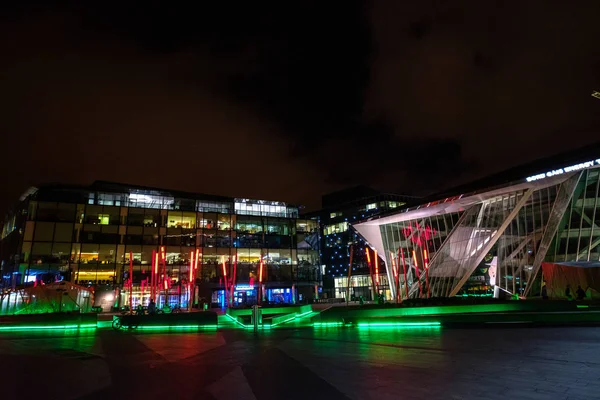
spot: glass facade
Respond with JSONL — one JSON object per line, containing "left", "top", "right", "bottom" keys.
{"left": 307, "top": 189, "right": 417, "bottom": 301}
{"left": 357, "top": 163, "right": 600, "bottom": 300}
{"left": 0, "top": 182, "right": 321, "bottom": 308}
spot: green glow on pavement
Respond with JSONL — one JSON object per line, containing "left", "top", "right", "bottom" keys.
{"left": 357, "top": 322, "right": 441, "bottom": 329}
{"left": 0, "top": 324, "right": 97, "bottom": 331}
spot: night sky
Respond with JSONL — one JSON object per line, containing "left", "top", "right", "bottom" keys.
{"left": 2, "top": 2, "right": 600, "bottom": 215}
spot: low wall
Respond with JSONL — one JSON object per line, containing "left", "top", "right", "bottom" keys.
{"left": 119, "top": 311, "right": 217, "bottom": 327}
{"left": 0, "top": 313, "right": 97, "bottom": 328}
{"left": 228, "top": 304, "right": 311, "bottom": 317}
{"left": 317, "top": 301, "right": 579, "bottom": 322}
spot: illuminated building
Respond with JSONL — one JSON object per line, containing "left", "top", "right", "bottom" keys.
{"left": 354, "top": 144, "right": 600, "bottom": 300}
{"left": 305, "top": 186, "right": 418, "bottom": 301}
{"left": 0, "top": 181, "right": 321, "bottom": 309}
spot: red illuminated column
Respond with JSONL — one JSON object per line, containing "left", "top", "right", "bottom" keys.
{"left": 129, "top": 251, "right": 133, "bottom": 310}
{"left": 231, "top": 254, "right": 238, "bottom": 305}
{"left": 151, "top": 250, "right": 156, "bottom": 302}
{"left": 423, "top": 249, "right": 430, "bottom": 298}
{"left": 258, "top": 258, "right": 264, "bottom": 305}
{"left": 412, "top": 250, "right": 423, "bottom": 298}
{"left": 152, "top": 251, "right": 158, "bottom": 302}
{"left": 189, "top": 250, "right": 195, "bottom": 311}
{"left": 161, "top": 247, "right": 167, "bottom": 306}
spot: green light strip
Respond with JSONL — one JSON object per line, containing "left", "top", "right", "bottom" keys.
{"left": 357, "top": 322, "right": 441, "bottom": 328}
{"left": 0, "top": 324, "right": 97, "bottom": 331}
{"left": 270, "top": 315, "right": 296, "bottom": 327}
{"left": 225, "top": 313, "right": 248, "bottom": 329}
{"left": 313, "top": 322, "right": 344, "bottom": 328}
{"left": 294, "top": 311, "right": 314, "bottom": 319}
{"left": 136, "top": 325, "right": 217, "bottom": 330}
{"left": 577, "top": 305, "right": 590, "bottom": 309}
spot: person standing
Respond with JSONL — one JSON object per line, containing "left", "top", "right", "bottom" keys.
{"left": 148, "top": 299, "right": 156, "bottom": 315}
{"left": 565, "top": 284, "right": 572, "bottom": 301}
{"left": 576, "top": 285, "right": 586, "bottom": 301}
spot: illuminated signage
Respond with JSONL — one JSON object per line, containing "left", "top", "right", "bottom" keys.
{"left": 235, "top": 285, "right": 254, "bottom": 291}
{"left": 525, "top": 159, "right": 600, "bottom": 182}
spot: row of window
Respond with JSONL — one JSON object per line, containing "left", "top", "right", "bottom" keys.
{"left": 63, "top": 262, "right": 321, "bottom": 286}
{"left": 74, "top": 192, "right": 299, "bottom": 217}
{"left": 22, "top": 221, "right": 318, "bottom": 249}
{"left": 25, "top": 202, "right": 318, "bottom": 232}
{"left": 22, "top": 242, "right": 319, "bottom": 266}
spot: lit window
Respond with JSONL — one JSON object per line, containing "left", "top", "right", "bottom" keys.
{"left": 366, "top": 203, "right": 377, "bottom": 210}
{"left": 98, "top": 214, "right": 110, "bottom": 225}
{"left": 389, "top": 201, "right": 397, "bottom": 208}
{"left": 323, "top": 222, "right": 348, "bottom": 235}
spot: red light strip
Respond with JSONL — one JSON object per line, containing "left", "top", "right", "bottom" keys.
{"left": 412, "top": 250, "right": 423, "bottom": 297}
{"left": 231, "top": 254, "right": 238, "bottom": 303}
{"left": 423, "top": 249, "right": 430, "bottom": 298}
{"left": 189, "top": 251, "right": 194, "bottom": 282}
{"left": 129, "top": 251, "right": 133, "bottom": 308}
{"left": 374, "top": 250, "right": 379, "bottom": 285}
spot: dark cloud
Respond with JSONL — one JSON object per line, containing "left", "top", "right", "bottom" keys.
{"left": 1, "top": 1, "right": 600, "bottom": 216}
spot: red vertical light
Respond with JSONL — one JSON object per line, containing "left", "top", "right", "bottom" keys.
{"left": 154, "top": 251, "right": 159, "bottom": 301}
{"left": 374, "top": 250, "right": 379, "bottom": 285}
{"left": 189, "top": 251, "right": 194, "bottom": 282}
{"left": 129, "top": 251, "right": 133, "bottom": 309}
{"left": 231, "top": 254, "right": 238, "bottom": 303}
{"left": 423, "top": 249, "right": 430, "bottom": 298}
{"left": 413, "top": 250, "right": 423, "bottom": 297}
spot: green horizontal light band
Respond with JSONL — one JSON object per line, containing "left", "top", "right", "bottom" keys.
{"left": 0, "top": 324, "right": 97, "bottom": 331}
{"left": 357, "top": 322, "right": 441, "bottom": 328}
{"left": 577, "top": 305, "right": 590, "bottom": 309}
{"left": 136, "top": 325, "right": 217, "bottom": 330}
{"left": 313, "top": 322, "right": 344, "bottom": 328}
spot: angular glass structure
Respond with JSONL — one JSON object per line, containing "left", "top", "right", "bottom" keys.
{"left": 355, "top": 158, "right": 600, "bottom": 300}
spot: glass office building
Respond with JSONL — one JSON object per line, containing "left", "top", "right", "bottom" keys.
{"left": 0, "top": 181, "right": 321, "bottom": 309}
{"left": 355, "top": 152, "right": 600, "bottom": 300}
{"left": 306, "top": 186, "right": 418, "bottom": 301}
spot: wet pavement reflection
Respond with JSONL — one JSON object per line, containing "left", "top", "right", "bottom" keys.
{"left": 1, "top": 326, "right": 600, "bottom": 399}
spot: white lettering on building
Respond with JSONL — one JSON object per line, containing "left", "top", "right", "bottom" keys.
{"left": 526, "top": 159, "right": 600, "bottom": 182}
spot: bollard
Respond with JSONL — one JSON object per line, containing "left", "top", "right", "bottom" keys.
{"left": 251, "top": 305, "right": 262, "bottom": 334}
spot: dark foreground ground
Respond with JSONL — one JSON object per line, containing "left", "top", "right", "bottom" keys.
{"left": 1, "top": 326, "right": 599, "bottom": 400}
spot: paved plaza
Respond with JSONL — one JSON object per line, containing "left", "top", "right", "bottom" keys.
{"left": 1, "top": 326, "right": 600, "bottom": 399}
